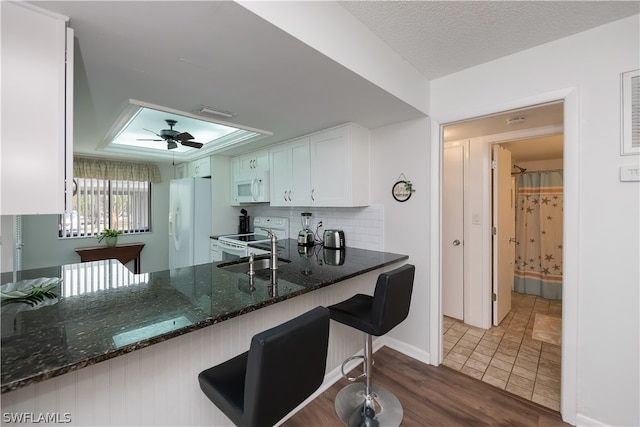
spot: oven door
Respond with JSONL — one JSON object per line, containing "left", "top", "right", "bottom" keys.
{"left": 217, "top": 239, "right": 248, "bottom": 262}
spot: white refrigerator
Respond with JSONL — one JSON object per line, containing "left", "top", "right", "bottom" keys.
{"left": 168, "top": 177, "right": 212, "bottom": 269}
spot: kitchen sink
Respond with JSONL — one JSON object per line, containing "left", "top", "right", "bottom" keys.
{"left": 217, "top": 258, "right": 290, "bottom": 274}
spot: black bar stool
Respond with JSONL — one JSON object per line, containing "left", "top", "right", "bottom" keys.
{"left": 198, "top": 306, "right": 330, "bottom": 427}
{"left": 328, "top": 264, "right": 415, "bottom": 427}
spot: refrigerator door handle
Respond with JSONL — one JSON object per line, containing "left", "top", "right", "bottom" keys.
{"left": 171, "top": 206, "right": 181, "bottom": 251}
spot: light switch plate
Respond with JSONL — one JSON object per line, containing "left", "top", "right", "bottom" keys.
{"left": 620, "top": 165, "right": 640, "bottom": 182}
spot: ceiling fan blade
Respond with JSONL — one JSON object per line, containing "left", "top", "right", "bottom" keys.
{"left": 143, "top": 128, "right": 163, "bottom": 138}
{"left": 137, "top": 138, "right": 163, "bottom": 141}
{"left": 181, "top": 140, "right": 204, "bottom": 149}
{"left": 175, "top": 132, "right": 194, "bottom": 141}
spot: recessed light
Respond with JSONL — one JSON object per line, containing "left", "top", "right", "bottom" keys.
{"left": 194, "top": 105, "right": 234, "bottom": 118}
{"left": 507, "top": 116, "right": 526, "bottom": 125}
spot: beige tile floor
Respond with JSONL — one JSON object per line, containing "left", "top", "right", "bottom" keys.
{"left": 443, "top": 292, "right": 562, "bottom": 411}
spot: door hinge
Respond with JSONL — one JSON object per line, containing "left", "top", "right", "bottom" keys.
{"left": 492, "top": 226, "right": 497, "bottom": 235}
{"left": 491, "top": 160, "right": 497, "bottom": 170}
{"left": 492, "top": 293, "right": 497, "bottom": 301}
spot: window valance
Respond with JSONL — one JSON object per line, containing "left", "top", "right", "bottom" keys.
{"left": 74, "top": 157, "right": 162, "bottom": 183}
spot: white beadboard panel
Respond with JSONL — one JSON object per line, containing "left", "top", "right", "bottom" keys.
{"left": 92, "top": 359, "right": 112, "bottom": 425}
{"left": 57, "top": 370, "right": 77, "bottom": 424}
{"left": 0, "top": 266, "right": 406, "bottom": 426}
{"left": 253, "top": 204, "right": 385, "bottom": 251}
{"left": 109, "top": 359, "right": 127, "bottom": 426}
{"left": 123, "top": 349, "right": 143, "bottom": 427}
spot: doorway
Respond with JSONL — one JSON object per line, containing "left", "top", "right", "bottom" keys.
{"left": 440, "top": 102, "right": 565, "bottom": 411}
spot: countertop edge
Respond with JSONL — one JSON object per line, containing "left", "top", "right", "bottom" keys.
{"left": 1, "top": 255, "right": 408, "bottom": 394}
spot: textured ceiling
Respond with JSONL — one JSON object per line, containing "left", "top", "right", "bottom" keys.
{"left": 341, "top": 1, "right": 640, "bottom": 79}
{"left": 24, "top": 1, "right": 640, "bottom": 162}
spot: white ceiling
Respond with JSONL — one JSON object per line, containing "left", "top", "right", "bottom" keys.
{"left": 340, "top": 1, "right": 639, "bottom": 80}
{"left": 28, "top": 1, "right": 639, "bottom": 163}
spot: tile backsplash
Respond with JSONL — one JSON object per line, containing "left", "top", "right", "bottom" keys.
{"left": 252, "top": 204, "right": 384, "bottom": 251}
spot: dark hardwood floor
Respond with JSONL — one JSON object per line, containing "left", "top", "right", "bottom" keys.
{"left": 283, "top": 346, "right": 570, "bottom": 426}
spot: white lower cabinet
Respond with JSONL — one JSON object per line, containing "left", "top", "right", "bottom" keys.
{"left": 210, "top": 238, "right": 221, "bottom": 262}
{"left": 270, "top": 138, "right": 311, "bottom": 207}
{"left": 1, "top": 2, "right": 73, "bottom": 215}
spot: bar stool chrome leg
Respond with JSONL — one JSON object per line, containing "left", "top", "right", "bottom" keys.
{"left": 334, "top": 334, "right": 403, "bottom": 427}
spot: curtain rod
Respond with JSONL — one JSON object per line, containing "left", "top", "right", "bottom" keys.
{"left": 511, "top": 168, "right": 563, "bottom": 175}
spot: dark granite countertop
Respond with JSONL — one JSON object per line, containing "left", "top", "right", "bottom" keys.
{"left": 1, "top": 239, "right": 407, "bottom": 393}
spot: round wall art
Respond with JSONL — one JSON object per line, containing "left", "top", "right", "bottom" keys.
{"left": 392, "top": 180, "right": 413, "bottom": 202}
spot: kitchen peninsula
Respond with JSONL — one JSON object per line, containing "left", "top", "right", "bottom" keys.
{"left": 1, "top": 240, "right": 407, "bottom": 394}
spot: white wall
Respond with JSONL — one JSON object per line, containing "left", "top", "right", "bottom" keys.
{"left": 431, "top": 15, "right": 640, "bottom": 426}
{"left": 19, "top": 163, "right": 174, "bottom": 273}
{"left": 369, "top": 117, "right": 432, "bottom": 361}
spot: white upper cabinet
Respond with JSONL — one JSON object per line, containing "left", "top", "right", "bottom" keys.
{"left": 268, "top": 123, "right": 370, "bottom": 208}
{"left": 234, "top": 149, "right": 269, "bottom": 176}
{"left": 174, "top": 163, "right": 188, "bottom": 179}
{"left": 188, "top": 157, "right": 211, "bottom": 178}
{"left": 1, "top": 2, "right": 73, "bottom": 215}
{"left": 269, "top": 137, "right": 311, "bottom": 207}
{"left": 310, "top": 124, "right": 370, "bottom": 207}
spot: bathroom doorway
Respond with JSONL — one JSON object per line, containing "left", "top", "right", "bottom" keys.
{"left": 441, "top": 102, "right": 565, "bottom": 411}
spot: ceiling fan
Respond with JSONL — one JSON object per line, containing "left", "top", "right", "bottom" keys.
{"left": 138, "top": 119, "right": 204, "bottom": 150}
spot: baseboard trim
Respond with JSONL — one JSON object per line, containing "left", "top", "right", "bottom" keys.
{"left": 574, "top": 413, "right": 609, "bottom": 426}
{"left": 380, "top": 335, "right": 431, "bottom": 365}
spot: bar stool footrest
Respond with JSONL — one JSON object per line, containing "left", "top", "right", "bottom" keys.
{"left": 341, "top": 355, "right": 366, "bottom": 381}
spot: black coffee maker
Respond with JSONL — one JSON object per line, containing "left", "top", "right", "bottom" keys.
{"left": 238, "top": 209, "right": 251, "bottom": 234}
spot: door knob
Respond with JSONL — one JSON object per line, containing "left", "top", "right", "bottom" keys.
{"left": 452, "top": 239, "right": 461, "bottom": 246}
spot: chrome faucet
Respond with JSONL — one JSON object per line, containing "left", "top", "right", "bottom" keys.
{"left": 248, "top": 252, "right": 255, "bottom": 277}
{"left": 260, "top": 228, "right": 279, "bottom": 270}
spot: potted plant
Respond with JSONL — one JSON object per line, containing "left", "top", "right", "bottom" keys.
{"left": 96, "top": 229, "right": 122, "bottom": 247}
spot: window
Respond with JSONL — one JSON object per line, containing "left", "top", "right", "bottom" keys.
{"left": 59, "top": 178, "right": 151, "bottom": 238}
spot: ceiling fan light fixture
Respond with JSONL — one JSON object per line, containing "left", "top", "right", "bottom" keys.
{"left": 101, "top": 100, "right": 272, "bottom": 160}
{"left": 194, "top": 105, "right": 234, "bottom": 118}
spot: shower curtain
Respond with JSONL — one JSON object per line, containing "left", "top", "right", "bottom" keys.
{"left": 513, "top": 170, "right": 563, "bottom": 300}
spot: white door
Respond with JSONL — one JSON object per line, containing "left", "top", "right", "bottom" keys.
{"left": 310, "top": 127, "right": 348, "bottom": 206}
{"left": 289, "top": 139, "right": 311, "bottom": 206}
{"left": 169, "top": 178, "right": 194, "bottom": 269}
{"left": 443, "top": 143, "right": 464, "bottom": 320}
{"left": 492, "top": 145, "right": 514, "bottom": 326}
{"left": 269, "top": 144, "right": 291, "bottom": 206}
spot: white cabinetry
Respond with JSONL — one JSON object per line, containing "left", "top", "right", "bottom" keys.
{"left": 268, "top": 124, "right": 369, "bottom": 207}
{"left": 175, "top": 163, "right": 188, "bottom": 179}
{"left": 1, "top": 3, "right": 73, "bottom": 215}
{"left": 269, "top": 138, "right": 311, "bottom": 207}
{"left": 310, "top": 124, "right": 370, "bottom": 207}
{"left": 175, "top": 157, "right": 211, "bottom": 178}
{"left": 210, "top": 238, "right": 221, "bottom": 262}
{"left": 188, "top": 157, "right": 211, "bottom": 178}
{"left": 233, "top": 150, "right": 269, "bottom": 175}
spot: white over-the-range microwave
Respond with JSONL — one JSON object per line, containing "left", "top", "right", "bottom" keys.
{"left": 233, "top": 172, "right": 270, "bottom": 203}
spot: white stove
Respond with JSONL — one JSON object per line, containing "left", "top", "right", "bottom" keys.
{"left": 217, "top": 217, "right": 289, "bottom": 261}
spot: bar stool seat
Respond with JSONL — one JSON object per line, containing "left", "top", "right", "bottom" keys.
{"left": 328, "top": 264, "right": 415, "bottom": 427}
{"left": 198, "top": 306, "right": 330, "bottom": 427}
